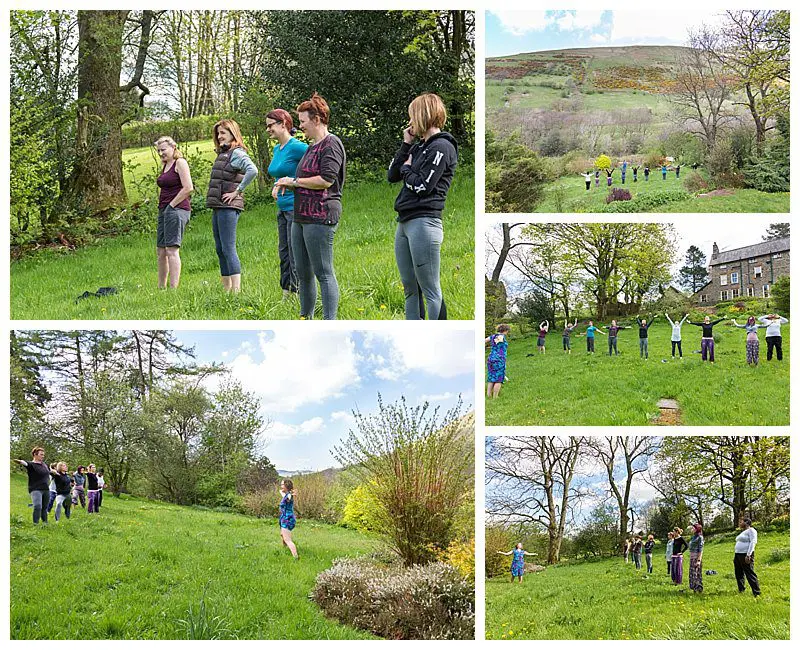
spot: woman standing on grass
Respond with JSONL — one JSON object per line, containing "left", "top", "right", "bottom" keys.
{"left": 606, "top": 168, "right": 614, "bottom": 187}
{"left": 51, "top": 462, "right": 73, "bottom": 521}
{"left": 72, "top": 465, "right": 86, "bottom": 508}
{"left": 537, "top": 320, "right": 549, "bottom": 354}
{"left": 276, "top": 94, "right": 346, "bottom": 320}
{"left": 13, "top": 447, "right": 50, "bottom": 524}
{"left": 97, "top": 469, "right": 105, "bottom": 510}
{"left": 486, "top": 324, "right": 510, "bottom": 399}
{"left": 206, "top": 119, "right": 259, "bottom": 294}
{"left": 623, "top": 538, "right": 631, "bottom": 563}
{"left": 267, "top": 109, "right": 308, "bottom": 300}
{"left": 732, "top": 316, "right": 768, "bottom": 366}
{"left": 688, "top": 523, "right": 704, "bottom": 593}
{"left": 388, "top": 93, "right": 458, "bottom": 320}
{"left": 671, "top": 527, "right": 688, "bottom": 585}
{"left": 632, "top": 535, "right": 643, "bottom": 570}
{"left": 759, "top": 313, "right": 788, "bottom": 361}
{"left": 644, "top": 165, "right": 650, "bottom": 181}
{"left": 579, "top": 171, "right": 592, "bottom": 190}
{"left": 644, "top": 534, "right": 655, "bottom": 574}
{"left": 154, "top": 136, "right": 193, "bottom": 289}
{"left": 665, "top": 313, "right": 688, "bottom": 359}
{"left": 665, "top": 531, "right": 674, "bottom": 576}
{"left": 562, "top": 318, "right": 578, "bottom": 353}
{"left": 733, "top": 518, "right": 760, "bottom": 597}
{"left": 661, "top": 163, "right": 667, "bottom": 180}
{"left": 607, "top": 319, "right": 630, "bottom": 356}
{"left": 497, "top": 543, "right": 535, "bottom": 583}
{"left": 279, "top": 479, "right": 298, "bottom": 560}
{"left": 85, "top": 464, "right": 100, "bottom": 514}
{"left": 580, "top": 320, "right": 605, "bottom": 354}
{"left": 688, "top": 316, "right": 726, "bottom": 363}
{"left": 637, "top": 315, "right": 657, "bottom": 360}
{"left": 595, "top": 169, "right": 600, "bottom": 188}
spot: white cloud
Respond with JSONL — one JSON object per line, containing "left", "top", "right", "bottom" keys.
{"left": 420, "top": 392, "right": 455, "bottom": 402}
{"left": 330, "top": 411, "right": 356, "bottom": 425}
{"left": 266, "top": 416, "right": 325, "bottom": 441}
{"left": 366, "top": 331, "right": 474, "bottom": 379}
{"left": 490, "top": 10, "right": 550, "bottom": 36}
{"left": 227, "top": 331, "right": 359, "bottom": 413}
{"left": 299, "top": 417, "right": 324, "bottom": 434}
{"left": 590, "top": 33, "right": 609, "bottom": 44}
{"left": 609, "top": 11, "right": 725, "bottom": 45}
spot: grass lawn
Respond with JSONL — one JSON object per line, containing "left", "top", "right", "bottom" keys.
{"left": 10, "top": 144, "right": 475, "bottom": 320}
{"left": 9, "top": 472, "right": 378, "bottom": 639}
{"left": 485, "top": 322, "right": 790, "bottom": 426}
{"left": 485, "top": 529, "right": 790, "bottom": 639}
{"left": 532, "top": 173, "right": 789, "bottom": 213}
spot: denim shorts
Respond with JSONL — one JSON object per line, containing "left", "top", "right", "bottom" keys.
{"left": 157, "top": 205, "right": 190, "bottom": 247}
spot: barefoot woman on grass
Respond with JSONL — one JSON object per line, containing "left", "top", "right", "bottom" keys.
{"left": 279, "top": 479, "right": 298, "bottom": 559}
{"left": 486, "top": 324, "right": 510, "bottom": 398}
{"left": 154, "top": 136, "right": 193, "bottom": 289}
{"left": 497, "top": 543, "right": 535, "bottom": 583}
{"left": 206, "top": 119, "right": 259, "bottom": 293}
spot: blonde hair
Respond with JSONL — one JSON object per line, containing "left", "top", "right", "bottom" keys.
{"left": 153, "top": 136, "right": 184, "bottom": 160}
{"left": 408, "top": 93, "right": 447, "bottom": 137}
{"left": 674, "top": 527, "right": 683, "bottom": 535}
{"left": 212, "top": 119, "right": 246, "bottom": 153}
{"left": 57, "top": 461, "right": 67, "bottom": 472}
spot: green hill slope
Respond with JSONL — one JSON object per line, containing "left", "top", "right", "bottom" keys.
{"left": 10, "top": 473, "right": 377, "bottom": 639}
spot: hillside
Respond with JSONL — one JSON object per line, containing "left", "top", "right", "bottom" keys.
{"left": 10, "top": 473, "right": 378, "bottom": 639}
{"left": 486, "top": 528, "right": 791, "bottom": 639}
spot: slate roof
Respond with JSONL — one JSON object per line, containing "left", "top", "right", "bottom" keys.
{"left": 711, "top": 237, "right": 790, "bottom": 266}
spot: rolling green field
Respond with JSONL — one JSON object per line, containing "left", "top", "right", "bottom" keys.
{"left": 10, "top": 473, "right": 377, "bottom": 639}
{"left": 486, "top": 529, "right": 790, "bottom": 640}
{"left": 532, "top": 173, "right": 790, "bottom": 213}
{"left": 485, "top": 322, "right": 790, "bottom": 426}
{"left": 10, "top": 142, "right": 475, "bottom": 320}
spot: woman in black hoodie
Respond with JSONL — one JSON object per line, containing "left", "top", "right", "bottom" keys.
{"left": 388, "top": 93, "right": 458, "bottom": 319}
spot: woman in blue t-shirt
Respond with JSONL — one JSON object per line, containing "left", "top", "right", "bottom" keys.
{"left": 279, "top": 479, "right": 298, "bottom": 559}
{"left": 267, "top": 109, "right": 309, "bottom": 300}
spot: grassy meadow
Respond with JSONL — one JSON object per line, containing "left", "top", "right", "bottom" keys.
{"left": 10, "top": 140, "right": 475, "bottom": 320}
{"left": 485, "top": 529, "right": 790, "bottom": 640}
{"left": 10, "top": 472, "right": 378, "bottom": 639}
{"left": 485, "top": 321, "right": 790, "bottom": 426}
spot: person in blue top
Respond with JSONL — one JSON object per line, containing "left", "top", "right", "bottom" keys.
{"left": 486, "top": 324, "right": 510, "bottom": 398}
{"left": 578, "top": 320, "right": 605, "bottom": 354}
{"left": 661, "top": 163, "right": 667, "bottom": 180}
{"left": 279, "top": 479, "right": 298, "bottom": 560}
{"left": 267, "top": 109, "right": 309, "bottom": 300}
{"left": 498, "top": 543, "right": 536, "bottom": 583}
{"left": 620, "top": 160, "right": 627, "bottom": 184}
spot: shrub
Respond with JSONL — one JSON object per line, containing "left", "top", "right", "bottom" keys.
{"left": 683, "top": 171, "right": 711, "bottom": 193}
{"left": 341, "top": 482, "right": 383, "bottom": 532}
{"left": 291, "top": 471, "right": 341, "bottom": 523}
{"left": 771, "top": 276, "right": 789, "bottom": 314}
{"left": 605, "top": 188, "right": 632, "bottom": 204}
{"left": 486, "top": 131, "right": 553, "bottom": 212}
{"left": 601, "top": 189, "right": 689, "bottom": 213}
{"left": 765, "top": 547, "right": 790, "bottom": 564}
{"left": 436, "top": 537, "right": 475, "bottom": 582}
{"left": 333, "top": 398, "right": 474, "bottom": 566}
{"left": 594, "top": 154, "right": 612, "bottom": 170}
{"left": 235, "top": 489, "right": 277, "bottom": 518}
{"left": 312, "top": 557, "right": 474, "bottom": 640}
{"left": 770, "top": 514, "right": 790, "bottom": 532}
{"left": 485, "top": 526, "right": 514, "bottom": 578}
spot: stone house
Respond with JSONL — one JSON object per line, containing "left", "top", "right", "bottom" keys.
{"left": 692, "top": 237, "right": 790, "bottom": 304}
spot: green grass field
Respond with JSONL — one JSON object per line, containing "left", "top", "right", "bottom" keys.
{"left": 10, "top": 473, "right": 377, "bottom": 639}
{"left": 10, "top": 143, "right": 475, "bottom": 320}
{"left": 485, "top": 322, "right": 790, "bottom": 426}
{"left": 485, "top": 529, "right": 790, "bottom": 639}
{"left": 531, "top": 172, "right": 790, "bottom": 213}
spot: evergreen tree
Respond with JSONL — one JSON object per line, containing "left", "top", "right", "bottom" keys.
{"left": 678, "top": 245, "right": 709, "bottom": 292}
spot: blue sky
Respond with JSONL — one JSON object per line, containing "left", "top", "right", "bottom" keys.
{"left": 174, "top": 330, "right": 474, "bottom": 472}
{"left": 486, "top": 10, "right": 725, "bottom": 58}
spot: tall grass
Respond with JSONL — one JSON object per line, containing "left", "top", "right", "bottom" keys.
{"left": 485, "top": 322, "right": 789, "bottom": 426}
{"left": 485, "top": 529, "right": 790, "bottom": 639}
{"left": 9, "top": 472, "right": 378, "bottom": 639}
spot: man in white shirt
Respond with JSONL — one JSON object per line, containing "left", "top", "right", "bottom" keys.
{"left": 733, "top": 517, "right": 761, "bottom": 596}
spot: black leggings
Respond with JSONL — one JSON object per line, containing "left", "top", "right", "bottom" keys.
{"left": 671, "top": 340, "right": 683, "bottom": 357}
{"left": 766, "top": 336, "right": 783, "bottom": 361}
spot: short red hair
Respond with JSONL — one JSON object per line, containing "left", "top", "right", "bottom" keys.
{"left": 297, "top": 93, "right": 330, "bottom": 125}
{"left": 267, "top": 108, "right": 294, "bottom": 133}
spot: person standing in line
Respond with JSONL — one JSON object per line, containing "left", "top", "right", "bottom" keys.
{"left": 632, "top": 535, "right": 643, "bottom": 570}
{"left": 665, "top": 313, "right": 689, "bottom": 359}
{"left": 579, "top": 171, "right": 593, "bottom": 190}
{"left": 734, "top": 518, "right": 761, "bottom": 597}
{"left": 607, "top": 319, "right": 630, "bottom": 356}
{"left": 632, "top": 165, "right": 639, "bottom": 182}
{"left": 671, "top": 527, "right": 688, "bottom": 585}
{"left": 486, "top": 324, "right": 510, "bottom": 399}
{"left": 85, "top": 464, "right": 100, "bottom": 514}
{"left": 688, "top": 523, "right": 704, "bottom": 593}
{"left": 688, "top": 315, "right": 726, "bottom": 363}
{"left": 606, "top": 168, "right": 614, "bottom": 187}
{"left": 277, "top": 94, "right": 346, "bottom": 320}
{"left": 72, "top": 466, "right": 86, "bottom": 508}
{"left": 279, "top": 479, "right": 299, "bottom": 560}
{"left": 675, "top": 163, "right": 681, "bottom": 179}
{"left": 497, "top": 543, "right": 536, "bottom": 583}
{"left": 637, "top": 315, "right": 657, "bottom": 360}
{"left": 536, "top": 320, "right": 550, "bottom": 354}
{"left": 13, "top": 447, "right": 51, "bottom": 524}
{"left": 732, "top": 316, "right": 768, "bottom": 366}
{"left": 758, "top": 313, "right": 788, "bottom": 361}
{"left": 579, "top": 320, "right": 605, "bottom": 354}
{"left": 51, "top": 462, "right": 73, "bottom": 521}
{"left": 644, "top": 165, "right": 650, "bottom": 181}
{"left": 97, "top": 469, "right": 105, "bottom": 512}
{"left": 562, "top": 318, "right": 578, "bottom": 354}
{"left": 661, "top": 163, "right": 668, "bottom": 180}
{"left": 644, "top": 534, "right": 655, "bottom": 574}
{"left": 46, "top": 469, "right": 57, "bottom": 515}
{"left": 623, "top": 538, "right": 631, "bottom": 563}
{"left": 665, "top": 531, "right": 675, "bottom": 576}
{"left": 267, "top": 109, "right": 309, "bottom": 300}
{"left": 154, "top": 136, "right": 193, "bottom": 289}
{"left": 621, "top": 160, "right": 627, "bottom": 185}
{"left": 595, "top": 169, "right": 600, "bottom": 188}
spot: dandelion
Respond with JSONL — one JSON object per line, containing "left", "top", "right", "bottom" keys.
{"left": 380, "top": 304, "right": 387, "bottom": 310}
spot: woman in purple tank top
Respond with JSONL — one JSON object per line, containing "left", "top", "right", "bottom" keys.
{"left": 155, "top": 136, "right": 194, "bottom": 289}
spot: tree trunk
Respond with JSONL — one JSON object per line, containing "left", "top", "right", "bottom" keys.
{"left": 69, "top": 10, "right": 129, "bottom": 213}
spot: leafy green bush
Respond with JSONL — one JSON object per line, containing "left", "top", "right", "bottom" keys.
{"left": 486, "top": 131, "right": 553, "bottom": 212}
{"left": 485, "top": 526, "right": 514, "bottom": 578}
{"left": 436, "top": 537, "right": 475, "bottom": 582}
{"left": 122, "top": 115, "right": 222, "bottom": 149}
{"left": 771, "top": 276, "right": 789, "bottom": 314}
{"left": 601, "top": 189, "right": 689, "bottom": 212}
{"left": 770, "top": 514, "right": 790, "bottom": 532}
{"left": 312, "top": 557, "right": 474, "bottom": 640}
{"left": 594, "top": 154, "right": 612, "bottom": 170}
{"left": 765, "top": 547, "right": 790, "bottom": 564}
{"left": 341, "top": 482, "right": 383, "bottom": 532}
{"left": 745, "top": 114, "right": 789, "bottom": 192}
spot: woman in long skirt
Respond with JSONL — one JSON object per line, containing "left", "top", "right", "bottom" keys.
{"left": 486, "top": 324, "right": 510, "bottom": 398}
{"left": 688, "top": 523, "right": 704, "bottom": 593}
{"left": 497, "top": 543, "right": 535, "bottom": 583}
{"left": 732, "top": 317, "right": 767, "bottom": 366}
{"left": 671, "top": 527, "right": 688, "bottom": 584}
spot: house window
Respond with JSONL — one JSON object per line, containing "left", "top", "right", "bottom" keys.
{"left": 749, "top": 258, "right": 757, "bottom": 263}
{"left": 700, "top": 294, "right": 708, "bottom": 303}
{"left": 732, "top": 288, "right": 740, "bottom": 298}
{"left": 773, "top": 253, "right": 782, "bottom": 259}
{"left": 720, "top": 290, "right": 729, "bottom": 301}
{"left": 763, "top": 285, "right": 771, "bottom": 298}
{"left": 747, "top": 287, "right": 754, "bottom": 297}
{"left": 754, "top": 266, "right": 762, "bottom": 278}
{"left": 731, "top": 272, "right": 739, "bottom": 284}
{"left": 720, "top": 274, "right": 728, "bottom": 286}
{"left": 720, "top": 265, "right": 728, "bottom": 270}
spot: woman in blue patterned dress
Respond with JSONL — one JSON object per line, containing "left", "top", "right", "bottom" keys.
{"left": 498, "top": 543, "right": 535, "bottom": 583}
{"left": 279, "top": 479, "right": 298, "bottom": 559}
{"left": 486, "top": 324, "right": 510, "bottom": 399}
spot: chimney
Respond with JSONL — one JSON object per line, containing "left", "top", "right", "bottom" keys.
{"left": 712, "top": 242, "right": 719, "bottom": 258}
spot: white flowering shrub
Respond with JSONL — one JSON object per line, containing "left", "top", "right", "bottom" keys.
{"left": 312, "top": 557, "right": 474, "bottom": 639}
